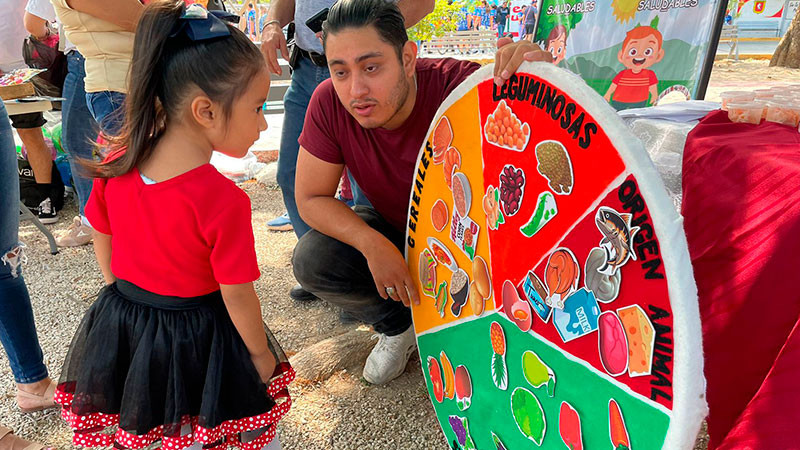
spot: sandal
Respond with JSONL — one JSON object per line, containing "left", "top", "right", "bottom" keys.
{"left": 0, "top": 426, "right": 52, "bottom": 450}
{"left": 16, "top": 380, "right": 57, "bottom": 413}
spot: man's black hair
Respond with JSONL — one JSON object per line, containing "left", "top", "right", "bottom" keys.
{"left": 322, "top": 0, "right": 408, "bottom": 59}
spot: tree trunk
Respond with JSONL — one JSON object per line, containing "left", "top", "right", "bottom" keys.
{"left": 289, "top": 328, "right": 375, "bottom": 382}
{"left": 770, "top": 10, "right": 800, "bottom": 68}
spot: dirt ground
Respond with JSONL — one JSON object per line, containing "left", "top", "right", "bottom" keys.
{"left": 2, "top": 59, "right": 797, "bottom": 450}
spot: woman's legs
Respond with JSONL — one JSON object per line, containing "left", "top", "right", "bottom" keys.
{"left": 0, "top": 102, "right": 53, "bottom": 408}
{"left": 61, "top": 51, "right": 97, "bottom": 217}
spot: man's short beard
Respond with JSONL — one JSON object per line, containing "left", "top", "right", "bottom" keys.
{"left": 372, "top": 70, "right": 411, "bottom": 129}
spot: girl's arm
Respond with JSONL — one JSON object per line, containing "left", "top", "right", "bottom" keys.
{"left": 220, "top": 282, "right": 276, "bottom": 384}
{"left": 93, "top": 230, "right": 116, "bottom": 284}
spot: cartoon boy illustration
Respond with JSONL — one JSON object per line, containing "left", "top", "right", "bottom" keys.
{"left": 604, "top": 18, "right": 665, "bottom": 110}
{"left": 546, "top": 25, "right": 568, "bottom": 66}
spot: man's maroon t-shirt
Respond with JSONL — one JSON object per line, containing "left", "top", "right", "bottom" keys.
{"left": 298, "top": 58, "right": 480, "bottom": 231}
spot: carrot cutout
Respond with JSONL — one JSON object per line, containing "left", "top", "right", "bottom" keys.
{"left": 441, "top": 351, "right": 455, "bottom": 400}
{"left": 609, "top": 399, "right": 631, "bottom": 450}
{"left": 489, "top": 321, "right": 508, "bottom": 390}
{"left": 559, "top": 401, "right": 583, "bottom": 450}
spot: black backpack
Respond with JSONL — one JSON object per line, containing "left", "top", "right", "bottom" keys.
{"left": 18, "top": 155, "right": 65, "bottom": 211}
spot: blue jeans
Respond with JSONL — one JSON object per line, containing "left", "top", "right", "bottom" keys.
{"left": 498, "top": 23, "right": 505, "bottom": 38}
{"left": 63, "top": 51, "right": 98, "bottom": 216}
{"left": 278, "top": 55, "right": 369, "bottom": 239}
{"left": 0, "top": 101, "right": 48, "bottom": 384}
{"left": 86, "top": 90, "right": 126, "bottom": 136}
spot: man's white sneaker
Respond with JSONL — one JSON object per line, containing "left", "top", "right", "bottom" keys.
{"left": 363, "top": 325, "right": 417, "bottom": 385}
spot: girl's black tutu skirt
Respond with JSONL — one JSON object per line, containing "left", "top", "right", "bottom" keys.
{"left": 54, "top": 280, "right": 294, "bottom": 450}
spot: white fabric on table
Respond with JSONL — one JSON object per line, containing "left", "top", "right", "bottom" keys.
{"left": 621, "top": 102, "right": 714, "bottom": 211}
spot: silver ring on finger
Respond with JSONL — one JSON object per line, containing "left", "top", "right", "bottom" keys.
{"left": 385, "top": 286, "right": 396, "bottom": 297}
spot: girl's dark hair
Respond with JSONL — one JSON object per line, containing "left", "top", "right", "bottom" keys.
{"left": 90, "top": 1, "right": 265, "bottom": 178}
{"left": 322, "top": 0, "right": 408, "bottom": 60}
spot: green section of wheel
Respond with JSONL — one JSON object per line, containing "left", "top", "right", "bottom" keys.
{"left": 418, "top": 313, "right": 671, "bottom": 449}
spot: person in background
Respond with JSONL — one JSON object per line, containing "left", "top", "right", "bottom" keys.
{"left": 258, "top": 4, "right": 269, "bottom": 32}
{"left": 456, "top": 2, "right": 469, "bottom": 32}
{"left": 524, "top": 0, "right": 538, "bottom": 42}
{"left": 25, "top": 0, "right": 98, "bottom": 247}
{"left": 495, "top": 0, "right": 510, "bottom": 38}
{"left": 470, "top": 1, "right": 483, "bottom": 29}
{"left": 480, "top": 1, "right": 493, "bottom": 31}
{"left": 518, "top": 4, "right": 527, "bottom": 40}
{"left": 259, "top": 0, "right": 434, "bottom": 303}
{"left": 51, "top": 0, "right": 143, "bottom": 137}
{"left": 0, "top": 99, "right": 56, "bottom": 419}
{"left": 1, "top": 0, "right": 59, "bottom": 223}
{"left": 240, "top": 2, "right": 259, "bottom": 40}
{"left": 292, "top": 0, "right": 551, "bottom": 385}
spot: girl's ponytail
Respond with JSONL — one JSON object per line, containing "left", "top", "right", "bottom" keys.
{"left": 89, "top": 1, "right": 184, "bottom": 178}
{"left": 89, "top": 1, "right": 265, "bottom": 178}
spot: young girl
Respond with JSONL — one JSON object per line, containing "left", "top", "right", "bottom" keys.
{"left": 54, "top": 3, "right": 293, "bottom": 450}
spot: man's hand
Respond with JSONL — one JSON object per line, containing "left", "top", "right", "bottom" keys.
{"left": 261, "top": 22, "right": 290, "bottom": 75}
{"left": 362, "top": 234, "right": 420, "bottom": 307}
{"left": 493, "top": 37, "right": 552, "bottom": 87}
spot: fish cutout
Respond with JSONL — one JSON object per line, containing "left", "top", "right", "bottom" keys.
{"left": 595, "top": 207, "right": 640, "bottom": 276}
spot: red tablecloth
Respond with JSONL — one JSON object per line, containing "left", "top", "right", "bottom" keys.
{"left": 682, "top": 110, "right": 800, "bottom": 450}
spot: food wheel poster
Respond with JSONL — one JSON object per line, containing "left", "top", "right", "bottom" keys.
{"left": 406, "top": 63, "right": 706, "bottom": 450}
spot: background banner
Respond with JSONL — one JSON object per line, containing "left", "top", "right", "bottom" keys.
{"left": 532, "top": 0, "right": 727, "bottom": 109}
{"left": 735, "top": 0, "right": 798, "bottom": 36}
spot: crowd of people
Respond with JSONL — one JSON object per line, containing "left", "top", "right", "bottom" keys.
{"left": 0, "top": 0, "right": 551, "bottom": 449}
{"left": 451, "top": 0, "right": 538, "bottom": 41}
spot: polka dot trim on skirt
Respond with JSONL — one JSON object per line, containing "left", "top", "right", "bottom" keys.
{"left": 55, "top": 366, "right": 295, "bottom": 450}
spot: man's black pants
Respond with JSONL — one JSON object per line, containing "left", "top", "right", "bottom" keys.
{"left": 292, "top": 206, "right": 413, "bottom": 337}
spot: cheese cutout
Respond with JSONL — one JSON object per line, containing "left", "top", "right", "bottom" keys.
{"left": 520, "top": 191, "right": 558, "bottom": 238}
{"left": 618, "top": 305, "right": 655, "bottom": 377}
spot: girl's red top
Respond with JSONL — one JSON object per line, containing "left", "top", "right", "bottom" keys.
{"left": 86, "top": 164, "right": 261, "bottom": 297}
